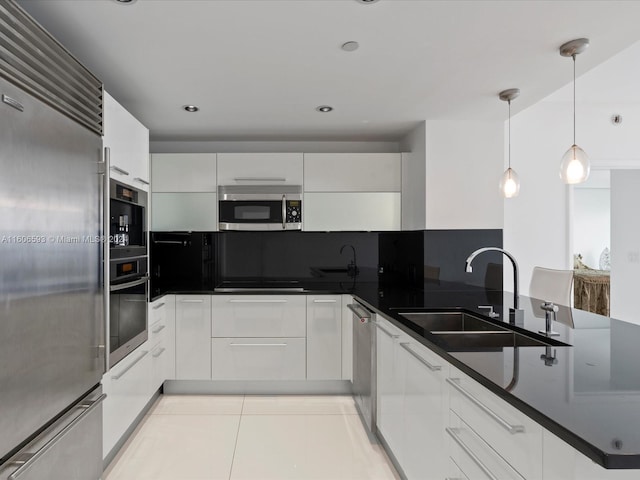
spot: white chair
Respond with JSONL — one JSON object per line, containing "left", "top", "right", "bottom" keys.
{"left": 529, "top": 266, "right": 574, "bottom": 307}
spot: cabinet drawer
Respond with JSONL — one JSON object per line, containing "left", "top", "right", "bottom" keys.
{"left": 448, "top": 368, "right": 542, "bottom": 479}
{"left": 211, "top": 337, "right": 306, "bottom": 380}
{"left": 448, "top": 411, "right": 524, "bottom": 480}
{"left": 212, "top": 295, "right": 306, "bottom": 337}
{"left": 151, "top": 342, "right": 170, "bottom": 392}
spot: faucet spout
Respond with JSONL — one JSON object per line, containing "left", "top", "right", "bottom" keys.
{"left": 340, "top": 244, "right": 358, "bottom": 277}
{"left": 465, "top": 247, "right": 520, "bottom": 311}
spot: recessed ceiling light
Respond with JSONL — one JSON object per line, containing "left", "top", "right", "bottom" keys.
{"left": 356, "top": 0, "right": 380, "bottom": 4}
{"left": 341, "top": 41, "right": 359, "bottom": 52}
{"left": 113, "top": 0, "right": 137, "bottom": 4}
{"left": 183, "top": 105, "right": 199, "bottom": 112}
{"left": 316, "top": 106, "right": 333, "bottom": 113}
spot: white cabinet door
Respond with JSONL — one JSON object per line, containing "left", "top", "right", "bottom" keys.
{"left": 175, "top": 295, "right": 211, "bottom": 380}
{"left": 211, "top": 337, "right": 306, "bottom": 380}
{"left": 341, "top": 295, "right": 353, "bottom": 381}
{"left": 102, "top": 343, "right": 152, "bottom": 459}
{"left": 448, "top": 366, "right": 542, "bottom": 480}
{"left": 306, "top": 295, "right": 342, "bottom": 380}
{"left": 375, "top": 317, "right": 407, "bottom": 467}
{"left": 448, "top": 411, "right": 525, "bottom": 480}
{"left": 303, "top": 153, "right": 401, "bottom": 192}
{"left": 149, "top": 295, "right": 176, "bottom": 383}
{"left": 304, "top": 192, "right": 401, "bottom": 231}
{"left": 103, "top": 92, "right": 149, "bottom": 191}
{"left": 401, "top": 339, "right": 448, "bottom": 480}
{"left": 217, "top": 153, "right": 303, "bottom": 186}
{"left": 212, "top": 295, "right": 306, "bottom": 338}
{"left": 151, "top": 153, "right": 217, "bottom": 192}
{"left": 151, "top": 192, "right": 217, "bottom": 231}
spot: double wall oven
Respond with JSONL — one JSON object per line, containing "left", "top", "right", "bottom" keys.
{"left": 109, "top": 179, "right": 148, "bottom": 368}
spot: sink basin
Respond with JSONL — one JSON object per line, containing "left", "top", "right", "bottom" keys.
{"left": 397, "top": 311, "right": 571, "bottom": 349}
{"left": 430, "top": 331, "right": 551, "bottom": 350}
{"left": 399, "top": 311, "right": 506, "bottom": 333}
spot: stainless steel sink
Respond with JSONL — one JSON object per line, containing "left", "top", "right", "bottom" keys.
{"left": 398, "top": 311, "right": 507, "bottom": 333}
{"left": 429, "top": 331, "right": 550, "bottom": 349}
{"left": 397, "top": 311, "right": 569, "bottom": 348}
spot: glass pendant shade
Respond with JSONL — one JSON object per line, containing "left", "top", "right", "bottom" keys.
{"left": 499, "top": 167, "right": 520, "bottom": 198}
{"left": 559, "top": 144, "right": 590, "bottom": 184}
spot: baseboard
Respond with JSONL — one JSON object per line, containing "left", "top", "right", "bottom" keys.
{"left": 163, "top": 379, "right": 353, "bottom": 395}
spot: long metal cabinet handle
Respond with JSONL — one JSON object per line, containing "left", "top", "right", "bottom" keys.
{"left": 109, "top": 276, "right": 148, "bottom": 292}
{"left": 180, "top": 299, "right": 204, "bottom": 303}
{"left": 313, "top": 299, "right": 337, "bottom": 303}
{"left": 110, "top": 165, "right": 129, "bottom": 176}
{"left": 446, "top": 378, "right": 525, "bottom": 434}
{"left": 446, "top": 427, "right": 499, "bottom": 480}
{"left": 111, "top": 351, "right": 149, "bottom": 380}
{"left": 400, "top": 343, "right": 441, "bottom": 371}
{"left": 152, "top": 347, "right": 166, "bottom": 358}
{"left": 99, "top": 147, "right": 108, "bottom": 374}
{"left": 152, "top": 324, "right": 166, "bottom": 334}
{"left": 133, "top": 177, "right": 150, "bottom": 185}
{"left": 230, "top": 343, "right": 288, "bottom": 347}
{"left": 8, "top": 394, "right": 107, "bottom": 480}
{"left": 346, "top": 303, "right": 370, "bottom": 321}
{"left": 282, "top": 194, "right": 286, "bottom": 230}
{"left": 229, "top": 299, "right": 288, "bottom": 303}
{"left": 374, "top": 322, "right": 400, "bottom": 339}
{"left": 152, "top": 302, "right": 166, "bottom": 310}
{"left": 234, "top": 177, "right": 286, "bottom": 182}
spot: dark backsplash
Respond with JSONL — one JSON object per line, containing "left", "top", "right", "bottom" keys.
{"left": 151, "top": 229, "right": 503, "bottom": 294}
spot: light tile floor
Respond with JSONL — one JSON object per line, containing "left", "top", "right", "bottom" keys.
{"left": 104, "top": 395, "right": 399, "bottom": 480}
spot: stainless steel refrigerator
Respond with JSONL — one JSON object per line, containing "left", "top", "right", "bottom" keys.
{"left": 0, "top": 1, "right": 106, "bottom": 478}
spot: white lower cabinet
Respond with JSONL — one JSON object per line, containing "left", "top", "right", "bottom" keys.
{"left": 375, "top": 318, "right": 407, "bottom": 466}
{"left": 149, "top": 295, "right": 176, "bottom": 390}
{"left": 448, "top": 411, "right": 525, "bottom": 480}
{"left": 448, "top": 366, "right": 542, "bottom": 480}
{"left": 175, "top": 295, "right": 211, "bottom": 379}
{"left": 102, "top": 343, "right": 152, "bottom": 458}
{"left": 375, "top": 316, "right": 448, "bottom": 480}
{"left": 401, "top": 339, "right": 448, "bottom": 480}
{"left": 306, "top": 295, "right": 342, "bottom": 380}
{"left": 211, "top": 337, "right": 306, "bottom": 380}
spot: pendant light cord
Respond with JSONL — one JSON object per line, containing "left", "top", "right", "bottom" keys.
{"left": 508, "top": 99, "right": 512, "bottom": 169}
{"left": 573, "top": 54, "right": 576, "bottom": 145}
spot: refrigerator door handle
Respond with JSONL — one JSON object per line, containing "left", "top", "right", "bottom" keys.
{"left": 7, "top": 394, "right": 106, "bottom": 480}
{"left": 99, "top": 147, "right": 108, "bottom": 374}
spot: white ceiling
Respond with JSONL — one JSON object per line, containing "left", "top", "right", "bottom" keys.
{"left": 17, "top": 0, "right": 640, "bottom": 142}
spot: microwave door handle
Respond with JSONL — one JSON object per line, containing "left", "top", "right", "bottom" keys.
{"left": 110, "top": 275, "right": 149, "bottom": 292}
{"left": 282, "top": 194, "right": 286, "bottom": 230}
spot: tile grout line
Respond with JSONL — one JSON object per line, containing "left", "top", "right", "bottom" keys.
{"left": 227, "top": 395, "right": 245, "bottom": 480}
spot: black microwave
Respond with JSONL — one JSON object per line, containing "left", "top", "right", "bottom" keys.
{"left": 218, "top": 185, "right": 302, "bottom": 231}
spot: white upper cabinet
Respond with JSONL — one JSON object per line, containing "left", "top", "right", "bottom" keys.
{"left": 217, "top": 153, "right": 303, "bottom": 186}
{"left": 304, "top": 192, "right": 401, "bottom": 231}
{"left": 303, "top": 153, "right": 401, "bottom": 192}
{"left": 103, "top": 92, "right": 149, "bottom": 191}
{"left": 151, "top": 153, "right": 216, "bottom": 192}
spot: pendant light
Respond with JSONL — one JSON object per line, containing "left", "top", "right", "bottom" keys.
{"left": 499, "top": 88, "right": 521, "bottom": 198}
{"left": 559, "top": 38, "right": 590, "bottom": 184}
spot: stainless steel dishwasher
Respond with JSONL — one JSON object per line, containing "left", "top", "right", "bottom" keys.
{"left": 347, "top": 301, "right": 376, "bottom": 432}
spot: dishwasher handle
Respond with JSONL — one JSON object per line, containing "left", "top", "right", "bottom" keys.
{"left": 347, "top": 303, "right": 371, "bottom": 323}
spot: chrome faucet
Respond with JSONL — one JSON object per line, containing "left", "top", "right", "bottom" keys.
{"left": 465, "top": 247, "right": 524, "bottom": 324}
{"left": 340, "top": 244, "right": 359, "bottom": 277}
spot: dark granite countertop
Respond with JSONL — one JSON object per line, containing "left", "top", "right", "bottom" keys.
{"left": 153, "top": 279, "right": 640, "bottom": 469}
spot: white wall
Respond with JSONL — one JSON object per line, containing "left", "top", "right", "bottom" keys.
{"left": 503, "top": 101, "right": 572, "bottom": 295}
{"left": 610, "top": 170, "right": 640, "bottom": 325}
{"left": 573, "top": 186, "right": 610, "bottom": 269}
{"left": 399, "top": 121, "right": 426, "bottom": 230}
{"left": 150, "top": 140, "right": 400, "bottom": 154}
{"left": 424, "top": 120, "right": 503, "bottom": 230}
